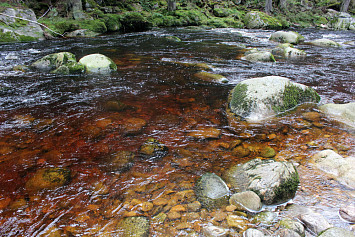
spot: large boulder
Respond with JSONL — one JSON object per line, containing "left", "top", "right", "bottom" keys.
{"left": 242, "top": 50, "right": 276, "bottom": 63}
{"left": 0, "top": 8, "right": 44, "bottom": 43}
{"left": 79, "top": 54, "right": 117, "bottom": 74}
{"left": 319, "top": 102, "right": 355, "bottom": 129}
{"left": 271, "top": 44, "right": 306, "bottom": 59}
{"left": 244, "top": 11, "right": 282, "bottom": 29}
{"left": 194, "top": 173, "right": 230, "bottom": 210}
{"left": 309, "top": 39, "right": 341, "bottom": 47}
{"left": 224, "top": 159, "right": 299, "bottom": 205}
{"left": 269, "top": 31, "right": 304, "bottom": 44}
{"left": 327, "top": 10, "right": 355, "bottom": 30}
{"left": 31, "top": 52, "right": 85, "bottom": 74}
{"left": 227, "top": 76, "right": 320, "bottom": 123}
{"left": 310, "top": 150, "right": 355, "bottom": 189}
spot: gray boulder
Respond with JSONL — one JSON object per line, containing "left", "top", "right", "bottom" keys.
{"left": 228, "top": 76, "right": 320, "bottom": 123}
{"left": 310, "top": 150, "right": 355, "bottom": 189}
{"left": 319, "top": 102, "right": 355, "bottom": 129}
{"left": 298, "top": 212, "right": 332, "bottom": 235}
{"left": 117, "top": 216, "right": 150, "bottom": 237}
{"left": 309, "top": 39, "right": 341, "bottom": 47}
{"left": 229, "top": 191, "right": 262, "bottom": 212}
{"left": 327, "top": 10, "right": 355, "bottom": 30}
{"left": 79, "top": 53, "right": 117, "bottom": 74}
{"left": 318, "top": 227, "right": 355, "bottom": 237}
{"left": 339, "top": 204, "right": 355, "bottom": 223}
{"left": 31, "top": 52, "right": 85, "bottom": 74}
{"left": 244, "top": 11, "right": 282, "bottom": 29}
{"left": 242, "top": 50, "right": 276, "bottom": 63}
{"left": 0, "top": 8, "right": 44, "bottom": 43}
{"left": 195, "top": 173, "right": 230, "bottom": 210}
{"left": 224, "top": 159, "right": 299, "bottom": 205}
{"left": 269, "top": 31, "right": 304, "bottom": 44}
{"left": 271, "top": 44, "right": 306, "bottom": 59}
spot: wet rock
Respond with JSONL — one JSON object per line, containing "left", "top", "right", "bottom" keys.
{"left": 244, "top": 11, "right": 282, "bottom": 29}
{"left": 65, "top": 29, "right": 100, "bottom": 37}
{"left": 138, "top": 138, "right": 168, "bottom": 160}
{"left": 320, "top": 227, "right": 355, "bottom": 237}
{"left": 339, "top": 204, "right": 355, "bottom": 223}
{"left": 104, "top": 100, "right": 129, "bottom": 112}
{"left": 187, "top": 127, "right": 222, "bottom": 139}
{"left": 302, "top": 111, "right": 321, "bottom": 122}
{"left": 31, "top": 52, "right": 85, "bottom": 74}
{"left": 105, "top": 151, "right": 135, "bottom": 172}
{"left": 0, "top": 8, "right": 44, "bottom": 43}
{"left": 121, "top": 118, "right": 147, "bottom": 135}
{"left": 279, "top": 218, "right": 305, "bottom": 237}
{"left": 187, "top": 201, "right": 201, "bottom": 212}
{"left": 227, "top": 76, "right": 320, "bottom": 123}
{"left": 79, "top": 53, "right": 117, "bottom": 74}
{"left": 319, "top": 102, "right": 355, "bottom": 129}
{"left": 117, "top": 216, "right": 150, "bottom": 237}
{"left": 194, "top": 173, "right": 230, "bottom": 210}
{"left": 224, "top": 159, "right": 299, "bottom": 205}
{"left": 311, "top": 150, "right": 355, "bottom": 189}
{"left": 229, "top": 191, "right": 262, "bottom": 212}
{"left": 242, "top": 50, "right": 276, "bottom": 63}
{"left": 152, "top": 212, "right": 167, "bottom": 224}
{"left": 194, "top": 72, "right": 228, "bottom": 83}
{"left": 226, "top": 214, "right": 249, "bottom": 230}
{"left": 202, "top": 225, "right": 229, "bottom": 237}
{"left": 243, "top": 228, "right": 265, "bottom": 237}
{"left": 269, "top": 31, "right": 304, "bottom": 44}
{"left": 326, "top": 10, "right": 355, "bottom": 30}
{"left": 231, "top": 145, "right": 251, "bottom": 158}
{"left": 271, "top": 44, "right": 306, "bottom": 59}
{"left": 309, "top": 39, "right": 341, "bottom": 47}
{"left": 164, "top": 36, "right": 181, "bottom": 42}
{"left": 253, "top": 211, "right": 277, "bottom": 225}
{"left": 298, "top": 212, "right": 332, "bottom": 235}
{"left": 259, "top": 146, "right": 276, "bottom": 158}
{"left": 38, "top": 226, "right": 63, "bottom": 237}
{"left": 25, "top": 168, "right": 71, "bottom": 192}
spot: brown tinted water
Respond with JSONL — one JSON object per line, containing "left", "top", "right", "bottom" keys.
{"left": 0, "top": 28, "right": 354, "bottom": 236}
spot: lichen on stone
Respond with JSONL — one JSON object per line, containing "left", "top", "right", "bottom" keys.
{"left": 229, "top": 83, "right": 255, "bottom": 119}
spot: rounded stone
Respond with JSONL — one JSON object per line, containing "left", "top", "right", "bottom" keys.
{"left": 259, "top": 146, "right": 276, "bottom": 158}
{"left": 229, "top": 191, "right": 262, "bottom": 212}
{"left": 25, "top": 168, "right": 71, "bottom": 192}
{"left": 269, "top": 31, "right": 304, "bottom": 44}
{"left": 79, "top": 53, "right": 117, "bottom": 74}
{"left": 309, "top": 39, "right": 341, "bottom": 47}
{"left": 317, "top": 227, "right": 355, "bottom": 237}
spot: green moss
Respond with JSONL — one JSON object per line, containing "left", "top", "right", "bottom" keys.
{"left": 43, "top": 168, "right": 71, "bottom": 185}
{"left": 173, "top": 10, "right": 208, "bottom": 26}
{"left": 0, "top": 30, "right": 37, "bottom": 43}
{"left": 229, "top": 83, "right": 255, "bottom": 118}
{"left": 271, "top": 84, "right": 320, "bottom": 113}
{"left": 103, "top": 14, "right": 122, "bottom": 32}
{"left": 273, "top": 169, "right": 299, "bottom": 204}
{"left": 244, "top": 11, "right": 282, "bottom": 29}
{"left": 120, "top": 11, "right": 151, "bottom": 32}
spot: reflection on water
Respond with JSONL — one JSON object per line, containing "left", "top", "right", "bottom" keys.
{"left": 0, "top": 27, "right": 354, "bottom": 236}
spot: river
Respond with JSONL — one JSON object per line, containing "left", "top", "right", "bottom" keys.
{"left": 0, "top": 27, "right": 354, "bottom": 236}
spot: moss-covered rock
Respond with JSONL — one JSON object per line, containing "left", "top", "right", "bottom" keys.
{"left": 279, "top": 218, "right": 305, "bottom": 237}
{"left": 120, "top": 12, "right": 151, "bottom": 32}
{"left": 269, "top": 31, "right": 304, "bottom": 44}
{"left": 138, "top": 138, "right": 168, "bottom": 160}
{"left": 195, "top": 173, "right": 230, "bottom": 210}
{"left": 228, "top": 76, "right": 320, "bottom": 122}
{"left": 309, "top": 39, "right": 341, "bottom": 47}
{"left": 117, "top": 216, "right": 150, "bottom": 237}
{"left": 31, "top": 52, "right": 85, "bottom": 74}
{"left": 25, "top": 168, "right": 71, "bottom": 192}
{"left": 194, "top": 71, "right": 228, "bottom": 83}
{"left": 244, "top": 11, "right": 282, "bottom": 29}
{"left": 242, "top": 50, "right": 276, "bottom": 63}
{"left": 224, "top": 158, "right": 299, "bottom": 205}
{"left": 65, "top": 29, "right": 100, "bottom": 37}
{"left": 78, "top": 53, "right": 117, "bottom": 74}
{"left": 271, "top": 43, "right": 306, "bottom": 59}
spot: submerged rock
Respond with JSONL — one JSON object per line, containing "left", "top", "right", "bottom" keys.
{"left": 253, "top": 211, "right": 277, "bottom": 225}
{"left": 25, "top": 168, "right": 71, "bottom": 192}
{"left": 278, "top": 218, "right": 305, "bottom": 237}
{"left": 105, "top": 151, "right": 135, "bottom": 172}
{"left": 319, "top": 102, "right": 355, "bottom": 129}
{"left": 187, "top": 127, "right": 222, "bottom": 139}
{"left": 79, "top": 53, "right": 117, "bottom": 74}
{"left": 310, "top": 150, "right": 355, "bottom": 189}
{"left": 224, "top": 159, "right": 299, "bottom": 205}
{"left": 31, "top": 52, "right": 85, "bottom": 74}
{"left": 309, "top": 39, "right": 341, "bottom": 47}
{"left": 271, "top": 44, "right": 306, "bottom": 59}
{"left": 194, "top": 173, "right": 230, "bottom": 210}
{"left": 242, "top": 50, "right": 276, "bottom": 63}
{"left": 229, "top": 191, "right": 262, "bottom": 212}
{"left": 269, "top": 31, "right": 304, "bottom": 44}
{"left": 138, "top": 138, "right": 168, "bottom": 160}
{"left": 244, "top": 11, "right": 282, "bottom": 29}
{"left": 227, "top": 76, "right": 320, "bottom": 123}
{"left": 194, "top": 72, "right": 228, "bottom": 83}
{"left": 117, "top": 216, "right": 150, "bottom": 237}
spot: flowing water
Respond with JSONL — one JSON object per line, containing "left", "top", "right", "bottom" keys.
{"left": 0, "top": 27, "right": 354, "bottom": 236}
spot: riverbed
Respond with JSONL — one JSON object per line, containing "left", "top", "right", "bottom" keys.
{"left": 0, "top": 27, "right": 354, "bottom": 236}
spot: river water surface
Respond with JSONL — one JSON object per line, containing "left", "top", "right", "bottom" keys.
{"left": 0, "top": 27, "right": 354, "bottom": 236}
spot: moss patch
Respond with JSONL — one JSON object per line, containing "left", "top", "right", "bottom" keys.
{"left": 273, "top": 169, "right": 299, "bottom": 204}
{"left": 229, "top": 83, "right": 255, "bottom": 118}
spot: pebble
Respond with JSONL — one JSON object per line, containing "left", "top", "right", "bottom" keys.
{"left": 168, "top": 211, "right": 181, "bottom": 220}
{"left": 202, "top": 225, "right": 229, "bottom": 237}
{"left": 232, "top": 145, "right": 250, "bottom": 157}
{"left": 170, "top": 204, "right": 186, "bottom": 212}
{"left": 153, "top": 198, "right": 169, "bottom": 206}
{"left": 141, "top": 202, "right": 153, "bottom": 212}
{"left": 187, "top": 201, "right": 201, "bottom": 212}
{"left": 226, "top": 215, "right": 249, "bottom": 230}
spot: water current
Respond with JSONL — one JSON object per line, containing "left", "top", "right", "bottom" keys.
{"left": 0, "top": 27, "right": 354, "bottom": 236}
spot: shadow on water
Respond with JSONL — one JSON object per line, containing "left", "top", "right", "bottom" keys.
{"left": 0, "top": 27, "right": 354, "bottom": 236}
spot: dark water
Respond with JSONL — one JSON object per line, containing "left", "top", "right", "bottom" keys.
{"left": 0, "top": 27, "right": 354, "bottom": 236}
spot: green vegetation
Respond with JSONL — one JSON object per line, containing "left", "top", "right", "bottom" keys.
{"left": 229, "top": 83, "right": 255, "bottom": 119}
{"left": 273, "top": 169, "right": 299, "bottom": 204}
